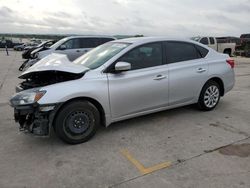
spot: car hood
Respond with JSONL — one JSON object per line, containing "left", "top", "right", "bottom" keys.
{"left": 20, "top": 53, "right": 89, "bottom": 79}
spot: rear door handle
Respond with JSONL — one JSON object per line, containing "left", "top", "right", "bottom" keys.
{"left": 154, "top": 75, "right": 166, "bottom": 80}
{"left": 197, "top": 68, "right": 206, "bottom": 73}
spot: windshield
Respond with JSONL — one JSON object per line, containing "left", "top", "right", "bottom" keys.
{"left": 37, "top": 41, "right": 48, "bottom": 48}
{"left": 73, "top": 42, "right": 130, "bottom": 69}
{"left": 49, "top": 38, "right": 68, "bottom": 49}
{"left": 191, "top": 37, "right": 201, "bottom": 42}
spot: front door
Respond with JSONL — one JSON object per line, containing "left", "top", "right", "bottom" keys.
{"left": 107, "top": 42, "right": 169, "bottom": 119}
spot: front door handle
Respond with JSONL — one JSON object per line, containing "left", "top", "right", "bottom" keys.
{"left": 154, "top": 75, "right": 166, "bottom": 80}
{"left": 76, "top": 50, "right": 81, "bottom": 52}
{"left": 197, "top": 68, "right": 206, "bottom": 73}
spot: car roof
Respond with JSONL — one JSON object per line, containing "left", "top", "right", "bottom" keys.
{"left": 64, "top": 35, "right": 116, "bottom": 40}
{"left": 115, "top": 36, "right": 199, "bottom": 45}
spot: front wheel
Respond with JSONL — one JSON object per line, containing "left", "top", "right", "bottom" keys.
{"left": 54, "top": 101, "right": 100, "bottom": 144}
{"left": 197, "top": 81, "right": 221, "bottom": 111}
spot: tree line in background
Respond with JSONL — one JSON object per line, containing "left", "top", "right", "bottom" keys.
{"left": 0, "top": 34, "right": 144, "bottom": 41}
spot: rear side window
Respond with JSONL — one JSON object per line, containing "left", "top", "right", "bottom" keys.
{"left": 209, "top": 37, "right": 215, "bottom": 44}
{"left": 80, "top": 38, "right": 99, "bottom": 48}
{"left": 99, "top": 38, "right": 115, "bottom": 45}
{"left": 200, "top": 37, "right": 209, "bottom": 45}
{"left": 165, "top": 42, "right": 201, "bottom": 64}
{"left": 195, "top": 45, "right": 209, "bottom": 58}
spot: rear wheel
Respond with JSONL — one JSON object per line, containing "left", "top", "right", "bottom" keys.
{"left": 198, "top": 80, "right": 221, "bottom": 111}
{"left": 55, "top": 101, "right": 100, "bottom": 144}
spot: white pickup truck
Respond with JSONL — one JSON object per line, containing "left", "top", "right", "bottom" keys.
{"left": 191, "top": 36, "right": 235, "bottom": 56}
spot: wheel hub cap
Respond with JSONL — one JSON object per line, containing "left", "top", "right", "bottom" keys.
{"left": 67, "top": 112, "right": 90, "bottom": 134}
{"left": 204, "top": 85, "right": 219, "bottom": 108}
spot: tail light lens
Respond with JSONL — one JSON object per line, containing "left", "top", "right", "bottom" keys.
{"left": 226, "top": 59, "right": 235, "bottom": 68}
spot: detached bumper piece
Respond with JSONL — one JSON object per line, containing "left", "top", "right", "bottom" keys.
{"left": 14, "top": 104, "right": 57, "bottom": 136}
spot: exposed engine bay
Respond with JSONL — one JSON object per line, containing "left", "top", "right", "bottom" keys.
{"left": 18, "top": 70, "right": 85, "bottom": 91}
{"left": 13, "top": 70, "right": 85, "bottom": 136}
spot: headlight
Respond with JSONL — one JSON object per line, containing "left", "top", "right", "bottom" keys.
{"left": 10, "top": 88, "right": 46, "bottom": 106}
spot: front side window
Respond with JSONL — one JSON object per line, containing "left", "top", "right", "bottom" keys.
{"left": 118, "top": 42, "right": 163, "bottom": 70}
{"left": 200, "top": 37, "right": 209, "bottom": 45}
{"left": 74, "top": 42, "right": 130, "bottom": 69}
{"left": 165, "top": 42, "right": 201, "bottom": 63}
{"left": 60, "top": 38, "right": 80, "bottom": 49}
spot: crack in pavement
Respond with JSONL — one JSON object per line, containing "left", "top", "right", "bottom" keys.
{"left": 109, "top": 136, "right": 250, "bottom": 188}
{"left": 209, "top": 122, "right": 249, "bottom": 137}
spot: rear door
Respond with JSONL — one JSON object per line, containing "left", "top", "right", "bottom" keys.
{"left": 165, "top": 41, "right": 209, "bottom": 106}
{"left": 107, "top": 42, "right": 169, "bottom": 119}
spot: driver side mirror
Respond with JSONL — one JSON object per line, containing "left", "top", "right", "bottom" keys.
{"left": 115, "top": 62, "right": 131, "bottom": 72}
{"left": 59, "top": 44, "right": 67, "bottom": 50}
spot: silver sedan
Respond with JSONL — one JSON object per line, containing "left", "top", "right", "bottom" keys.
{"left": 10, "top": 37, "right": 235, "bottom": 144}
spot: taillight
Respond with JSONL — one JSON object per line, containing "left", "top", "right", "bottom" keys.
{"left": 226, "top": 59, "right": 235, "bottom": 68}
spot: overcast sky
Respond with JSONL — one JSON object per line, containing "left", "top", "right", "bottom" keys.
{"left": 0, "top": 0, "right": 249, "bottom": 37}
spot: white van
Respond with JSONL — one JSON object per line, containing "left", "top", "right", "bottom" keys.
{"left": 31, "top": 36, "right": 116, "bottom": 61}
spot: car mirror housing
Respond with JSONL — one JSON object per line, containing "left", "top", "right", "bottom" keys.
{"left": 115, "top": 62, "right": 131, "bottom": 72}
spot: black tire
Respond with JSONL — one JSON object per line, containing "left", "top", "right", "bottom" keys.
{"left": 54, "top": 101, "right": 100, "bottom": 144}
{"left": 197, "top": 80, "right": 221, "bottom": 111}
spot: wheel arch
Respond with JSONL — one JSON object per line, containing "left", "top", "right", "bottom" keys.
{"left": 52, "top": 97, "right": 106, "bottom": 129}
{"left": 203, "top": 77, "right": 225, "bottom": 96}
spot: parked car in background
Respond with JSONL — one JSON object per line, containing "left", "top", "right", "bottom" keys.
{"left": 216, "top": 36, "right": 241, "bottom": 47}
{"left": 0, "top": 40, "right": 22, "bottom": 48}
{"left": 19, "top": 40, "right": 57, "bottom": 71}
{"left": 19, "top": 36, "right": 116, "bottom": 71}
{"left": 22, "top": 40, "right": 56, "bottom": 59}
{"left": 10, "top": 37, "right": 235, "bottom": 144}
{"left": 240, "top": 33, "right": 250, "bottom": 43}
{"left": 14, "top": 43, "right": 27, "bottom": 51}
{"left": 14, "top": 42, "right": 41, "bottom": 51}
{"left": 191, "top": 36, "right": 236, "bottom": 56}
{"left": 34, "top": 36, "right": 116, "bottom": 61}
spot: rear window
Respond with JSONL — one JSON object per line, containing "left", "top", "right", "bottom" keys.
{"left": 195, "top": 45, "right": 209, "bottom": 58}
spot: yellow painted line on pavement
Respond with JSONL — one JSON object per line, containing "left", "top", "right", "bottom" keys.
{"left": 121, "top": 149, "right": 171, "bottom": 175}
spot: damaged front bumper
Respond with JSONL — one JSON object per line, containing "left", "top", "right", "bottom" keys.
{"left": 13, "top": 103, "right": 61, "bottom": 136}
